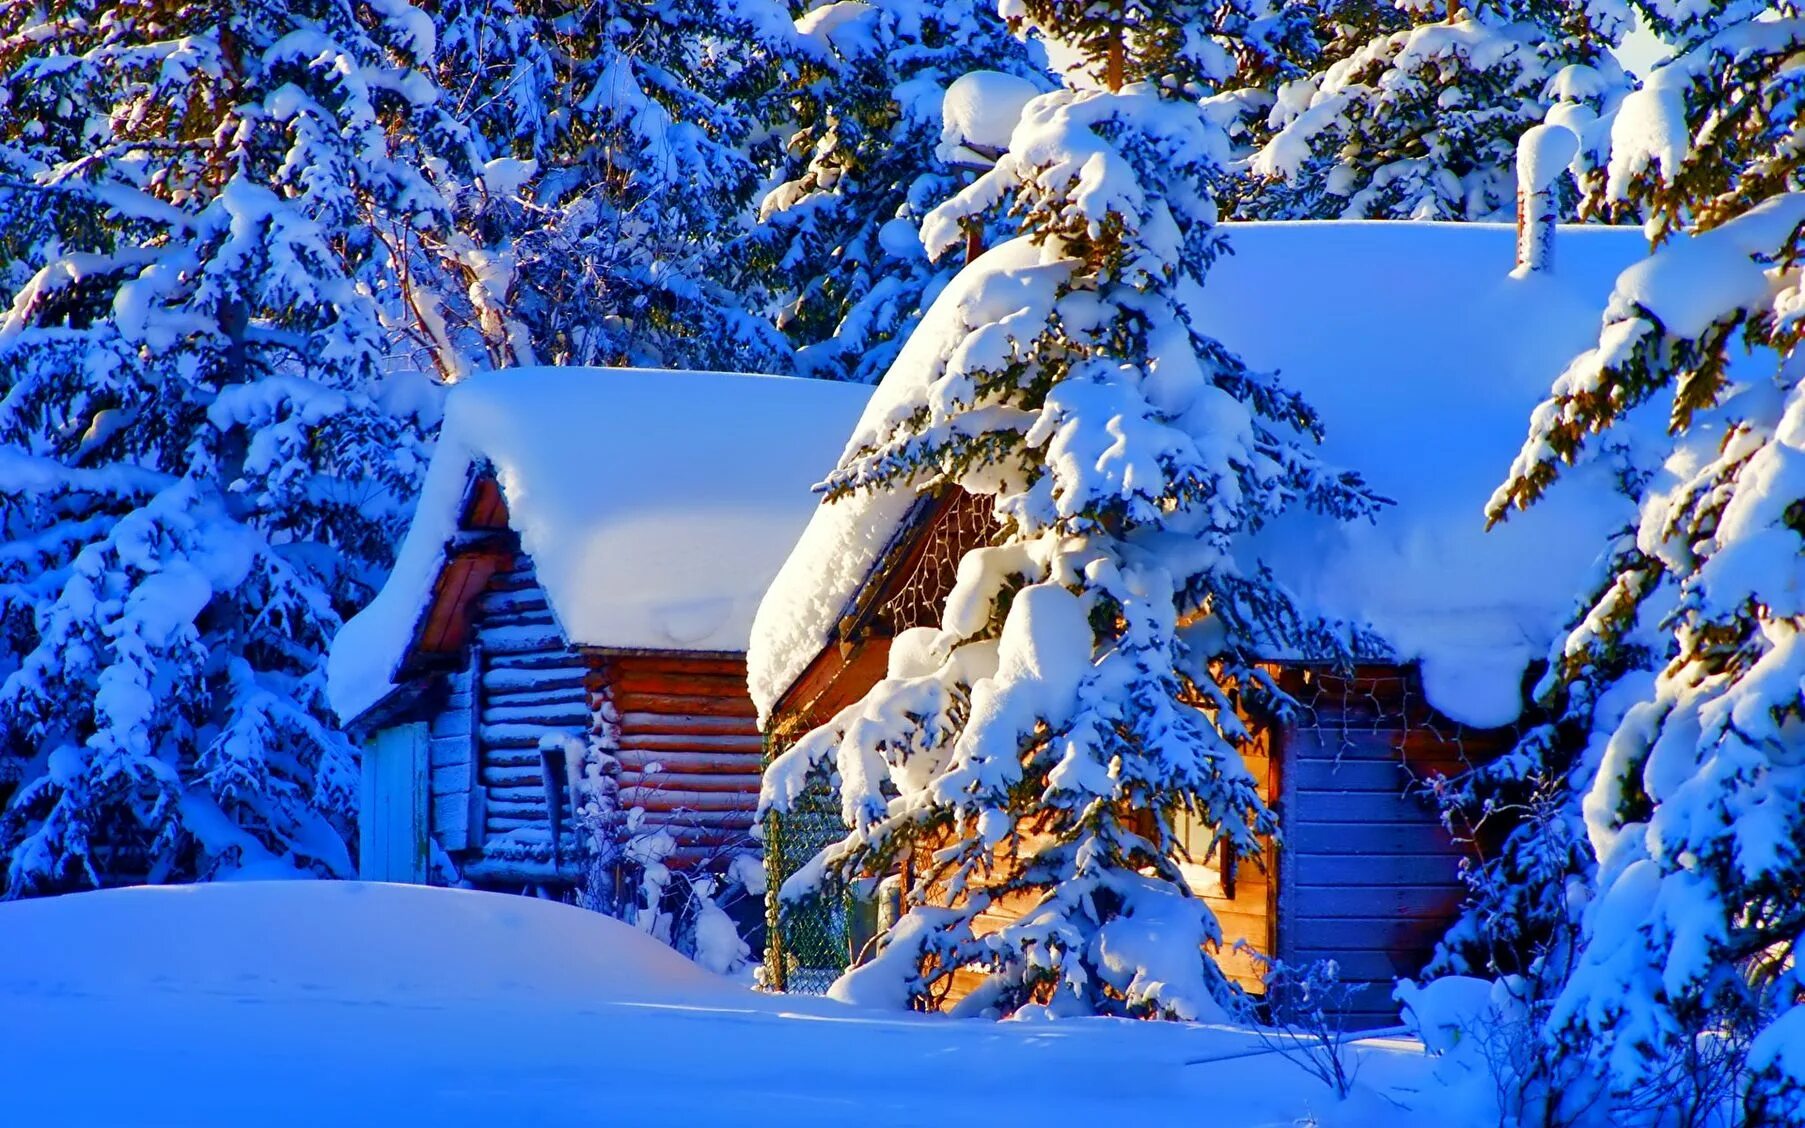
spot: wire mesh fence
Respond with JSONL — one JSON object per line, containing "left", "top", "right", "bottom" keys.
{"left": 761, "top": 777, "right": 854, "bottom": 994}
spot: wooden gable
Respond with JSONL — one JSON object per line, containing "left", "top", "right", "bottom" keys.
{"left": 398, "top": 473, "right": 519, "bottom": 680}
{"left": 769, "top": 487, "right": 995, "bottom": 737}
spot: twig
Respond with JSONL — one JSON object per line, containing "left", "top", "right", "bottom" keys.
{"left": 1183, "top": 1025, "right": 1411, "bottom": 1067}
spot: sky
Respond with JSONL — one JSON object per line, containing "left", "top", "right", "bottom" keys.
{"left": 1617, "top": 19, "right": 1675, "bottom": 76}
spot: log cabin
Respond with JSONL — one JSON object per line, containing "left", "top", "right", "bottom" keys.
{"left": 327, "top": 366, "right": 869, "bottom": 893}
{"left": 745, "top": 220, "right": 1655, "bottom": 1026}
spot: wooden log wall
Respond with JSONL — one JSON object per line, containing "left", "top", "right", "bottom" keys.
{"left": 1274, "top": 666, "right": 1513, "bottom": 1029}
{"left": 598, "top": 653, "right": 764, "bottom": 869}
{"left": 427, "top": 663, "right": 480, "bottom": 852}
{"left": 468, "top": 555, "right": 589, "bottom": 877}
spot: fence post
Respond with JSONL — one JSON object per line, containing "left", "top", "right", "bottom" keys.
{"left": 764, "top": 806, "right": 788, "bottom": 992}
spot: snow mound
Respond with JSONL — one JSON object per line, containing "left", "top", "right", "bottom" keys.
{"left": 0, "top": 881, "right": 1479, "bottom": 1127}
{"left": 0, "top": 881, "right": 740, "bottom": 1005}
{"left": 938, "top": 70, "right": 1040, "bottom": 160}
{"left": 329, "top": 367, "right": 871, "bottom": 723}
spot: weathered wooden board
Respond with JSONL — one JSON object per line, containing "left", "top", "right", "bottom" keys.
{"left": 1286, "top": 853, "right": 1464, "bottom": 887}
{"left": 1275, "top": 666, "right": 1514, "bottom": 1028}
{"left": 360, "top": 723, "right": 429, "bottom": 883}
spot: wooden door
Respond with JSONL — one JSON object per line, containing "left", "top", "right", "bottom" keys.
{"left": 360, "top": 723, "right": 430, "bottom": 883}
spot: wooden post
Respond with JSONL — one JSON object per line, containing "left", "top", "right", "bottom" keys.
{"left": 764, "top": 807, "right": 788, "bottom": 992}
{"left": 1514, "top": 124, "right": 1578, "bottom": 275}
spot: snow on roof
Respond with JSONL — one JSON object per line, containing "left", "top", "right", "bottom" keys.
{"left": 748, "top": 222, "right": 1655, "bottom": 728}
{"left": 746, "top": 239, "right": 1049, "bottom": 723}
{"left": 329, "top": 367, "right": 871, "bottom": 724}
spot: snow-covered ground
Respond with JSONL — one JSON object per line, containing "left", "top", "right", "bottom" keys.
{"left": 0, "top": 882, "right": 1490, "bottom": 1126}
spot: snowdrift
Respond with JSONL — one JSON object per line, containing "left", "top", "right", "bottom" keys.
{"left": 0, "top": 880, "right": 1487, "bottom": 1126}
{"left": 0, "top": 880, "right": 740, "bottom": 1006}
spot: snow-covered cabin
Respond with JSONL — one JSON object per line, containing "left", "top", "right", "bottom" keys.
{"left": 329, "top": 368, "right": 870, "bottom": 890}
{"left": 747, "top": 221, "right": 1652, "bottom": 1025}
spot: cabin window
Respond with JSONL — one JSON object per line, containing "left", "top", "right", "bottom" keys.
{"left": 878, "top": 489, "right": 994, "bottom": 636}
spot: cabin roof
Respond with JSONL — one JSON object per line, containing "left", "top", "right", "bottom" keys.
{"left": 747, "top": 221, "right": 1665, "bottom": 729}
{"left": 328, "top": 366, "right": 872, "bottom": 724}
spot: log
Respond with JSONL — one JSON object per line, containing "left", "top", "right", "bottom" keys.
{"left": 482, "top": 665, "right": 588, "bottom": 691}
{"left": 609, "top": 670, "right": 752, "bottom": 697}
{"left": 475, "top": 589, "right": 550, "bottom": 613}
{"left": 480, "top": 627, "right": 569, "bottom": 656}
{"left": 597, "top": 654, "right": 748, "bottom": 677}
{"left": 615, "top": 808, "right": 754, "bottom": 828}
{"left": 614, "top": 713, "right": 758, "bottom": 737}
{"left": 611, "top": 749, "right": 763, "bottom": 773}
{"left": 615, "top": 788, "right": 758, "bottom": 812}
{"left": 609, "top": 691, "right": 757, "bottom": 719}
{"left": 613, "top": 771, "right": 761, "bottom": 794}
{"left": 481, "top": 702, "right": 589, "bottom": 727}
{"left": 482, "top": 747, "right": 546, "bottom": 769}
{"left": 485, "top": 682, "right": 587, "bottom": 704}
{"left": 614, "top": 732, "right": 764, "bottom": 752}
{"left": 475, "top": 610, "right": 559, "bottom": 632}
{"left": 480, "top": 765, "right": 547, "bottom": 787}
{"left": 486, "top": 784, "right": 554, "bottom": 804}
{"left": 481, "top": 723, "right": 586, "bottom": 747}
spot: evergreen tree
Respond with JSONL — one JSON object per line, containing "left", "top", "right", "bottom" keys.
{"left": 1455, "top": 5, "right": 1805, "bottom": 1114}
{"left": 761, "top": 1, "right": 1382, "bottom": 1017}
{"left": 1228, "top": 0, "right": 1631, "bottom": 221}
{"left": 754, "top": 0, "right": 1048, "bottom": 383}
{"left": 421, "top": 0, "right": 801, "bottom": 373}
{"left": 0, "top": 0, "right": 456, "bottom": 893}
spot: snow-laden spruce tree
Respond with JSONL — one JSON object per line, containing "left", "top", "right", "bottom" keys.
{"left": 1427, "top": 531, "right": 1663, "bottom": 985}
{"left": 761, "top": 1, "right": 1382, "bottom": 1017}
{"left": 420, "top": 0, "right": 799, "bottom": 372}
{"left": 1466, "top": 6, "right": 1805, "bottom": 1116}
{"left": 754, "top": 0, "right": 1048, "bottom": 383}
{"left": 0, "top": 0, "right": 454, "bottom": 894}
{"left": 1228, "top": 0, "right": 1631, "bottom": 221}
